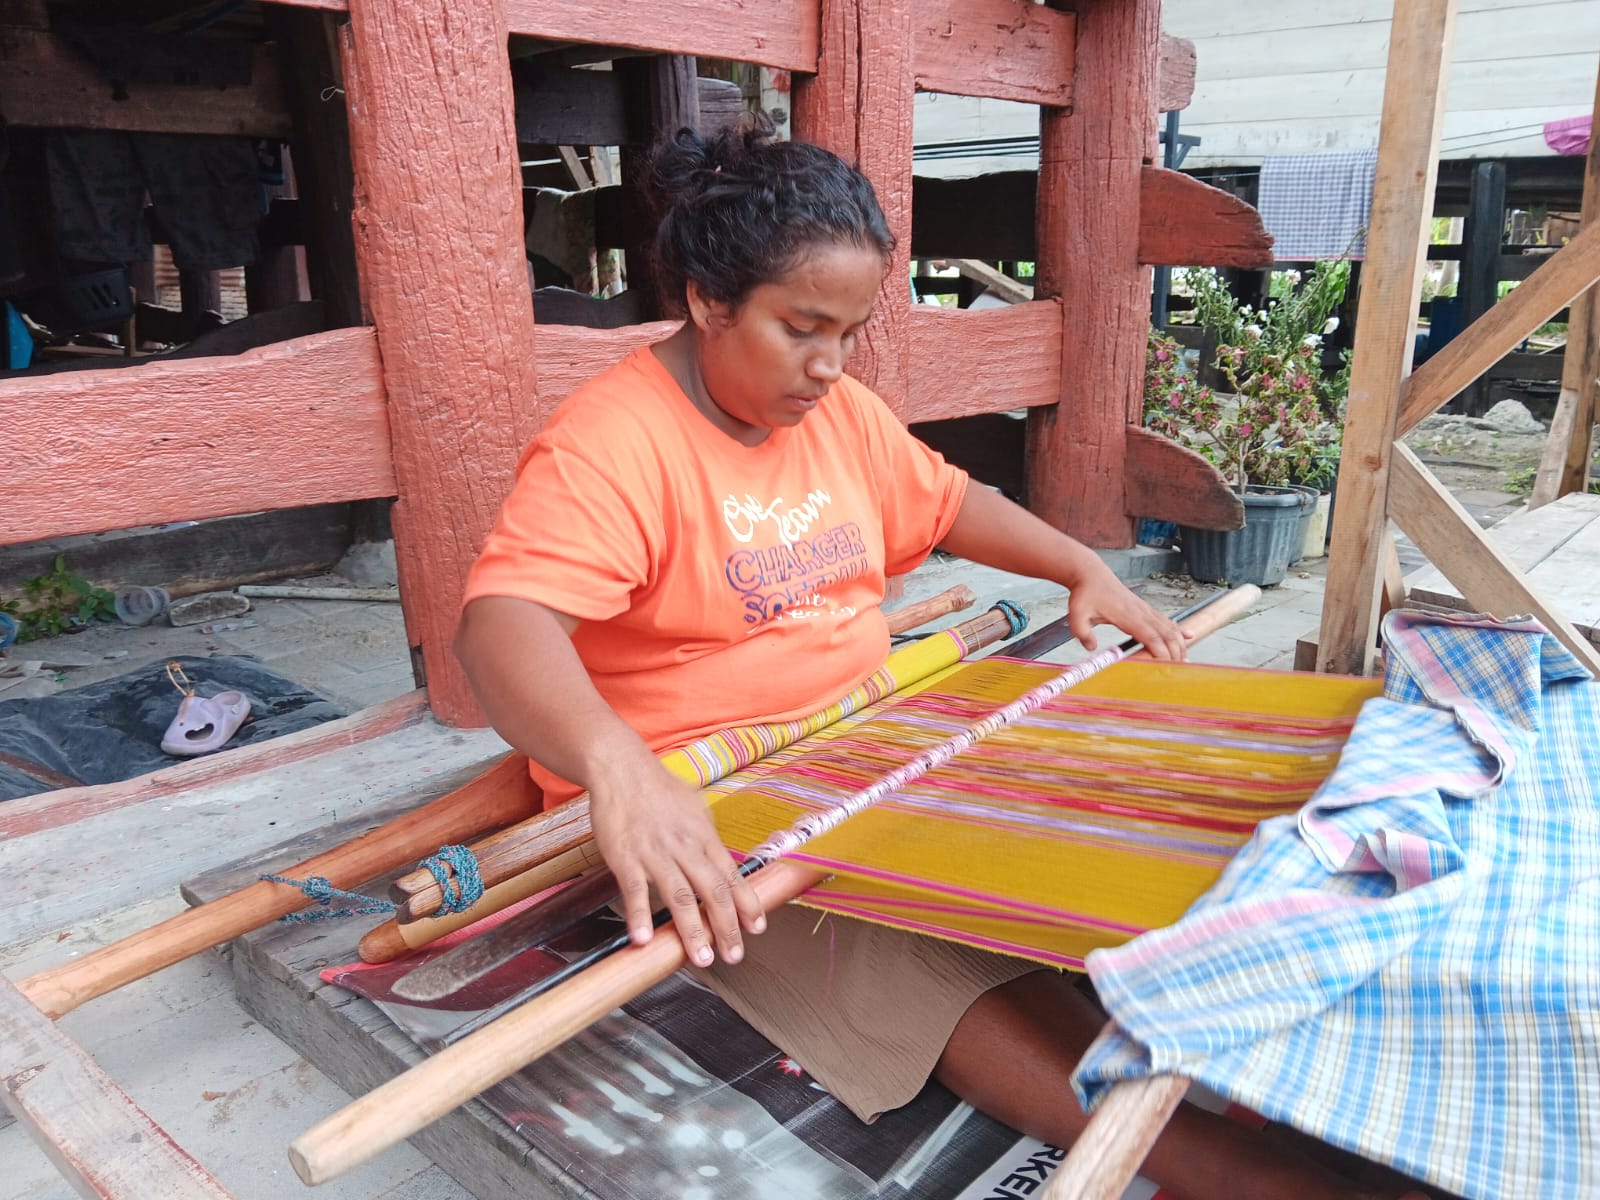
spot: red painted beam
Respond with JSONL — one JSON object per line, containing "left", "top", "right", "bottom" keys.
{"left": 1123, "top": 428, "right": 1245, "bottom": 531}
{"left": 341, "top": 0, "right": 541, "bottom": 726}
{"left": 902, "top": 302, "right": 1063, "bottom": 424}
{"left": 794, "top": 0, "right": 915, "bottom": 405}
{"left": 0, "top": 329, "right": 394, "bottom": 546}
{"left": 267, "top": 0, "right": 821, "bottom": 73}
{"left": 1028, "top": 0, "right": 1161, "bottom": 548}
{"left": 915, "top": 0, "right": 1074, "bottom": 107}
{"left": 1138, "top": 167, "right": 1275, "bottom": 268}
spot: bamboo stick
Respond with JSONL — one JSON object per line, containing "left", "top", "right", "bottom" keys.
{"left": 358, "top": 842, "right": 604, "bottom": 963}
{"left": 1040, "top": 1074, "right": 1190, "bottom": 1200}
{"left": 287, "top": 588, "right": 1258, "bottom": 1184}
{"left": 883, "top": 583, "right": 976, "bottom": 632}
{"left": 18, "top": 754, "right": 538, "bottom": 1019}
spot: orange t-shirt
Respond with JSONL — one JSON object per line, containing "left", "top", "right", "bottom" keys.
{"left": 463, "top": 345, "right": 969, "bottom": 801}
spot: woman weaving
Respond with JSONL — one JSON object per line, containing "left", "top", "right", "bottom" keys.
{"left": 456, "top": 127, "right": 1427, "bottom": 1200}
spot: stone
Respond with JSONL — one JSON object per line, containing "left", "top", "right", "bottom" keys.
{"left": 1481, "top": 399, "right": 1545, "bottom": 435}
{"left": 167, "top": 591, "right": 252, "bottom": 628}
{"left": 335, "top": 538, "right": 399, "bottom": 588}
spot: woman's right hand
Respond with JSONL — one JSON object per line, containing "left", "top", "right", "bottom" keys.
{"left": 587, "top": 745, "right": 767, "bottom": 968}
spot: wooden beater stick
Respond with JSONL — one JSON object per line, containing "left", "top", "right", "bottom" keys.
{"left": 18, "top": 754, "right": 538, "bottom": 1019}
{"left": 288, "top": 586, "right": 1259, "bottom": 1184}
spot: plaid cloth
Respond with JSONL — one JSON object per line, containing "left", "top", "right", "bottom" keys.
{"left": 1256, "top": 149, "right": 1377, "bottom": 261}
{"left": 1074, "top": 611, "right": 1600, "bottom": 1200}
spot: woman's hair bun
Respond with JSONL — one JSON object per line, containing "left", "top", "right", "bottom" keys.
{"left": 643, "top": 119, "right": 893, "bottom": 315}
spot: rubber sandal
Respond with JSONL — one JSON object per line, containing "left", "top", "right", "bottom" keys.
{"left": 160, "top": 689, "right": 252, "bottom": 757}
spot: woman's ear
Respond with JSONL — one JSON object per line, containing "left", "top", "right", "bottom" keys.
{"left": 685, "top": 281, "right": 731, "bottom": 332}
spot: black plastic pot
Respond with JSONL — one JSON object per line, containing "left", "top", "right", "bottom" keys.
{"left": 1180, "top": 485, "right": 1316, "bottom": 587}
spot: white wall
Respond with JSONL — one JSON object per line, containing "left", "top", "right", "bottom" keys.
{"left": 912, "top": 0, "right": 1600, "bottom": 176}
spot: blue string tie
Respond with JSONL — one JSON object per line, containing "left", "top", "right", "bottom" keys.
{"left": 260, "top": 873, "right": 396, "bottom": 923}
{"left": 420, "top": 843, "right": 484, "bottom": 917}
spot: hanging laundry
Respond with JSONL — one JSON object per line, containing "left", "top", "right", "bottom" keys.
{"left": 46, "top": 130, "right": 264, "bottom": 271}
{"left": 1255, "top": 148, "right": 1377, "bottom": 262}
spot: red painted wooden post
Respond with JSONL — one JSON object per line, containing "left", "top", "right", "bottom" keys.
{"left": 1027, "top": 0, "right": 1161, "bottom": 548}
{"left": 340, "top": 0, "right": 541, "bottom": 725}
{"left": 792, "top": 0, "right": 914, "bottom": 410}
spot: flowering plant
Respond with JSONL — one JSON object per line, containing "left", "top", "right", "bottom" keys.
{"left": 1144, "top": 331, "right": 1341, "bottom": 490}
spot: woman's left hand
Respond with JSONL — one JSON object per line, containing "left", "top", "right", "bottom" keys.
{"left": 1065, "top": 565, "right": 1190, "bottom": 661}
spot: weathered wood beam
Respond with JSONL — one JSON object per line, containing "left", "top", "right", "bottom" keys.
{"left": 1390, "top": 445, "right": 1600, "bottom": 674}
{"left": 512, "top": 61, "right": 630, "bottom": 146}
{"left": 1, "top": 976, "right": 235, "bottom": 1199}
{"left": 341, "top": 0, "right": 541, "bottom": 726}
{"left": 617, "top": 56, "right": 700, "bottom": 318}
{"left": 913, "top": 0, "right": 1073, "bottom": 106}
{"left": 1043, "top": 1072, "right": 1189, "bottom": 1200}
{"left": 1028, "top": 0, "right": 1158, "bottom": 548}
{"left": 1123, "top": 428, "right": 1245, "bottom": 531}
{"left": 0, "top": 27, "right": 290, "bottom": 137}
{"left": 794, "top": 0, "right": 915, "bottom": 406}
{"left": 1396, "top": 220, "right": 1600, "bottom": 435}
{"left": 271, "top": 0, "right": 822, "bottom": 72}
{"left": 1318, "top": 0, "right": 1456, "bottom": 676}
{"left": 0, "top": 329, "right": 394, "bottom": 546}
{"left": 1137, "top": 167, "right": 1275, "bottom": 268}
{"left": 1531, "top": 63, "right": 1600, "bottom": 509}
{"left": 904, "top": 302, "right": 1062, "bottom": 423}
{"left": 953, "top": 258, "right": 1033, "bottom": 304}
{"left": 1157, "top": 34, "right": 1196, "bottom": 114}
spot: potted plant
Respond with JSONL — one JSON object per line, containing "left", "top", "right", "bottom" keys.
{"left": 1144, "top": 264, "right": 1351, "bottom": 585}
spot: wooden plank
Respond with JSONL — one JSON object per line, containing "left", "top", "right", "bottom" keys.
{"left": 242, "top": 0, "right": 821, "bottom": 73}
{"left": 0, "top": 977, "right": 235, "bottom": 1200}
{"left": 1531, "top": 62, "right": 1600, "bottom": 509}
{"left": 0, "top": 691, "right": 427, "bottom": 841}
{"left": 1522, "top": 520, "right": 1600, "bottom": 635}
{"left": 340, "top": 0, "right": 542, "bottom": 726}
{"left": 913, "top": 172, "right": 1038, "bottom": 261}
{"left": 0, "top": 503, "right": 352, "bottom": 601}
{"left": 794, "top": 0, "right": 915, "bottom": 405}
{"left": 1397, "top": 220, "right": 1600, "bottom": 435}
{"left": 1405, "top": 493, "right": 1600, "bottom": 606}
{"left": 1027, "top": 0, "right": 1160, "bottom": 548}
{"left": 0, "top": 27, "right": 289, "bottom": 138}
{"left": 0, "top": 329, "right": 394, "bottom": 547}
{"left": 185, "top": 858, "right": 576, "bottom": 1200}
{"left": 1136, "top": 167, "right": 1275, "bottom": 268}
{"left": 1390, "top": 446, "right": 1600, "bottom": 673}
{"left": 1123, "top": 428, "right": 1245, "bottom": 531}
{"left": 512, "top": 62, "right": 629, "bottom": 146}
{"left": 902, "top": 302, "right": 1063, "bottom": 423}
{"left": 953, "top": 259, "right": 1033, "bottom": 304}
{"left": 1042, "top": 1074, "right": 1189, "bottom": 1200}
{"left": 913, "top": 0, "right": 1074, "bottom": 107}
{"left": 1317, "top": 0, "right": 1456, "bottom": 676}
{"left": 1156, "top": 34, "right": 1196, "bottom": 113}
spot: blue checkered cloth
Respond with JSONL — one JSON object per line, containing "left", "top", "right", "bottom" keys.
{"left": 1074, "top": 611, "right": 1600, "bottom": 1200}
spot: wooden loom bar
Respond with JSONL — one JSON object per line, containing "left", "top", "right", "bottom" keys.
{"left": 340, "top": 0, "right": 541, "bottom": 726}
{"left": 288, "top": 587, "right": 1262, "bottom": 1184}
{"left": 1317, "top": 0, "right": 1457, "bottom": 676}
{"left": 794, "top": 0, "right": 915, "bottom": 409}
{"left": 1395, "top": 220, "right": 1600, "bottom": 436}
{"left": 1530, "top": 62, "right": 1600, "bottom": 509}
{"left": 1389, "top": 446, "right": 1600, "bottom": 674}
{"left": 0, "top": 978, "right": 235, "bottom": 1200}
{"left": 16, "top": 755, "right": 539, "bottom": 1020}
{"left": 0, "top": 329, "right": 393, "bottom": 546}
{"left": 1043, "top": 1075, "right": 1189, "bottom": 1200}
{"left": 1027, "top": 0, "right": 1159, "bottom": 548}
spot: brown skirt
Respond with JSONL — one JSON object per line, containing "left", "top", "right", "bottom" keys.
{"left": 697, "top": 900, "right": 1045, "bottom": 1122}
